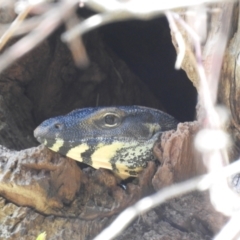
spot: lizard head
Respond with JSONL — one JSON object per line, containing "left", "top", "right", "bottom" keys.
{"left": 34, "top": 106, "right": 178, "bottom": 178}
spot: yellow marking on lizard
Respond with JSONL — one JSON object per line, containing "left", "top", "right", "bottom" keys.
{"left": 49, "top": 138, "right": 64, "bottom": 152}
{"left": 66, "top": 144, "right": 89, "bottom": 161}
{"left": 91, "top": 142, "right": 124, "bottom": 170}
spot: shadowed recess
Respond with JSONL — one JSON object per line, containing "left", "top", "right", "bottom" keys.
{"left": 101, "top": 17, "right": 197, "bottom": 122}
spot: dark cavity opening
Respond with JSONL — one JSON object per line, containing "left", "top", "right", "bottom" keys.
{"left": 101, "top": 17, "right": 197, "bottom": 122}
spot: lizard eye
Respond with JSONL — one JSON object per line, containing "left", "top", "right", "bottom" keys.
{"left": 103, "top": 113, "right": 120, "bottom": 127}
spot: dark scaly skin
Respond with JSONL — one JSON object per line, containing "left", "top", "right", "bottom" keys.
{"left": 34, "top": 106, "right": 178, "bottom": 178}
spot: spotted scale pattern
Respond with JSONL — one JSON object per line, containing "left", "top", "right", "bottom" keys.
{"left": 34, "top": 106, "right": 178, "bottom": 178}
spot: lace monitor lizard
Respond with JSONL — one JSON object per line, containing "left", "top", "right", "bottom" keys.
{"left": 34, "top": 106, "right": 178, "bottom": 179}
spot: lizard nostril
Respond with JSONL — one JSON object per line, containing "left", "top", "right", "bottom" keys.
{"left": 54, "top": 123, "right": 63, "bottom": 130}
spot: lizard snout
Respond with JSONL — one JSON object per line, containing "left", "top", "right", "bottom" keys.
{"left": 34, "top": 119, "right": 64, "bottom": 144}
{"left": 34, "top": 125, "right": 46, "bottom": 143}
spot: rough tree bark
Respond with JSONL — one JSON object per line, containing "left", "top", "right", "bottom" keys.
{"left": 0, "top": 2, "right": 237, "bottom": 240}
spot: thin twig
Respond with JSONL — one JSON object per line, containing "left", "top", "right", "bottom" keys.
{"left": 0, "top": 13, "right": 51, "bottom": 37}
{"left": 64, "top": 12, "right": 89, "bottom": 67}
{"left": 165, "top": 11, "right": 186, "bottom": 69}
{"left": 86, "top": 0, "right": 234, "bottom": 16}
{"left": 203, "top": 3, "right": 233, "bottom": 104}
{"left": 62, "top": 0, "right": 235, "bottom": 42}
{"left": 0, "top": 0, "right": 78, "bottom": 73}
{"left": 62, "top": 11, "right": 133, "bottom": 42}
{"left": 0, "top": 5, "right": 31, "bottom": 51}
